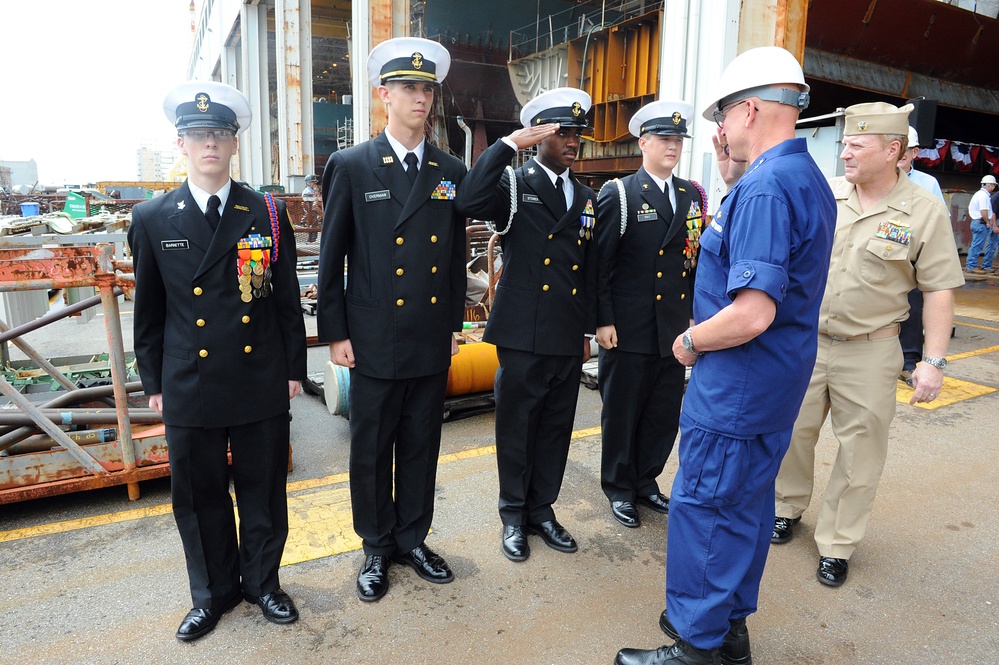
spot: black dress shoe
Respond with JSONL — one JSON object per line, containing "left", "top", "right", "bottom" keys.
{"left": 175, "top": 593, "right": 242, "bottom": 642}
{"left": 770, "top": 516, "right": 800, "bottom": 544}
{"left": 637, "top": 493, "right": 670, "bottom": 514}
{"left": 611, "top": 500, "right": 640, "bottom": 527}
{"left": 356, "top": 554, "right": 391, "bottom": 602}
{"left": 660, "top": 612, "right": 752, "bottom": 665}
{"left": 817, "top": 556, "right": 848, "bottom": 587}
{"left": 392, "top": 543, "right": 454, "bottom": 584}
{"left": 526, "top": 519, "right": 578, "bottom": 553}
{"left": 502, "top": 525, "right": 530, "bottom": 562}
{"left": 615, "top": 640, "right": 721, "bottom": 665}
{"left": 244, "top": 588, "right": 299, "bottom": 624}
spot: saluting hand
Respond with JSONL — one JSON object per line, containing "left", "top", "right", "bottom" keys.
{"left": 712, "top": 130, "right": 747, "bottom": 187}
{"left": 506, "top": 123, "right": 559, "bottom": 150}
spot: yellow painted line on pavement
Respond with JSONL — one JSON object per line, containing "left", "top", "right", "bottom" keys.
{"left": 0, "top": 504, "right": 173, "bottom": 544}
{"left": 897, "top": 375, "right": 997, "bottom": 410}
{"left": 946, "top": 344, "right": 999, "bottom": 361}
{"left": 0, "top": 427, "right": 606, "bottom": 550}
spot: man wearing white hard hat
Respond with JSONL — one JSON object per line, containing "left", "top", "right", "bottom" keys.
{"left": 616, "top": 47, "right": 836, "bottom": 665}
{"left": 897, "top": 126, "right": 945, "bottom": 384}
{"left": 455, "top": 87, "right": 597, "bottom": 563}
{"left": 965, "top": 174, "right": 998, "bottom": 273}
{"left": 772, "top": 102, "right": 963, "bottom": 592}
{"left": 593, "top": 100, "right": 706, "bottom": 530}
{"left": 129, "top": 81, "right": 307, "bottom": 640}
{"left": 316, "top": 37, "right": 467, "bottom": 602}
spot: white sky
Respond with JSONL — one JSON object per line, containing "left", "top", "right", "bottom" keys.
{"left": 0, "top": 1, "right": 195, "bottom": 185}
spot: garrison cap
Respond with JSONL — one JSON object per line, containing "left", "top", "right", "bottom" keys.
{"left": 367, "top": 37, "right": 451, "bottom": 88}
{"left": 629, "top": 100, "right": 693, "bottom": 139}
{"left": 164, "top": 81, "right": 252, "bottom": 135}
{"left": 843, "top": 102, "right": 913, "bottom": 137}
{"left": 520, "top": 88, "right": 592, "bottom": 129}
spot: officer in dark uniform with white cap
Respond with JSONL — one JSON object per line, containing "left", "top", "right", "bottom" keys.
{"left": 455, "top": 87, "right": 597, "bottom": 563}
{"left": 594, "top": 100, "right": 705, "bottom": 529}
{"left": 316, "top": 37, "right": 466, "bottom": 602}
{"left": 129, "top": 81, "right": 307, "bottom": 641}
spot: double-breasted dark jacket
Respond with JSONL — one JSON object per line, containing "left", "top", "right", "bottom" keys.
{"left": 128, "top": 181, "right": 307, "bottom": 428}
{"left": 316, "top": 132, "right": 467, "bottom": 380}
{"left": 454, "top": 140, "right": 597, "bottom": 356}
{"left": 595, "top": 168, "right": 704, "bottom": 357}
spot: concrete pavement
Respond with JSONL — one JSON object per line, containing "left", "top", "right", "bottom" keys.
{"left": 1, "top": 283, "right": 998, "bottom": 664}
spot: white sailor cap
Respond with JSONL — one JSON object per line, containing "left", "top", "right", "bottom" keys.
{"left": 629, "top": 100, "right": 693, "bottom": 139}
{"left": 520, "top": 87, "right": 592, "bottom": 129}
{"left": 367, "top": 37, "right": 451, "bottom": 88}
{"left": 164, "top": 81, "right": 252, "bottom": 135}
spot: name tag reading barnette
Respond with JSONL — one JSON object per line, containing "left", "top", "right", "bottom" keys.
{"left": 365, "top": 190, "right": 391, "bottom": 202}
{"left": 522, "top": 194, "right": 541, "bottom": 204}
{"left": 161, "top": 239, "right": 190, "bottom": 251}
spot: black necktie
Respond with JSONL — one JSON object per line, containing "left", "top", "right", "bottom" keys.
{"left": 404, "top": 152, "right": 419, "bottom": 186}
{"left": 662, "top": 183, "right": 674, "bottom": 220}
{"left": 206, "top": 194, "right": 221, "bottom": 232}
{"left": 555, "top": 176, "right": 567, "bottom": 214}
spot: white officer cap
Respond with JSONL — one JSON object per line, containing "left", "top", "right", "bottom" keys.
{"left": 520, "top": 87, "right": 592, "bottom": 129}
{"left": 367, "top": 37, "right": 451, "bottom": 88}
{"left": 629, "top": 100, "right": 694, "bottom": 139}
{"left": 164, "top": 81, "right": 252, "bottom": 135}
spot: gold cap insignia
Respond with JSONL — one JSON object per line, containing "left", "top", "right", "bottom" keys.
{"left": 857, "top": 121, "right": 869, "bottom": 132}
{"left": 412, "top": 52, "right": 424, "bottom": 70}
{"left": 196, "top": 93, "right": 210, "bottom": 113}
{"left": 571, "top": 101, "right": 582, "bottom": 117}
{"left": 672, "top": 111, "right": 682, "bottom": 125}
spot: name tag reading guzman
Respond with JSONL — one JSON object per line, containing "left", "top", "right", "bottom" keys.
{"left": 365, "top": 190, "right": 391, "bottom": 202}
{"left": 161, "top": 239, "right": 190, "bottom": 250}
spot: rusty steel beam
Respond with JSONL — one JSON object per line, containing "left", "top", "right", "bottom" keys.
{"left": 0, "top": 318, "right": 77, "bottom": 392}
{"left": 0, "top": 376, "right": 108, "bottom": 476}
{"left": 0, "top": 463, "right": 171, "bottom": 505}
{"left": 0, "top": 410, "right": 162, "bottom": 429}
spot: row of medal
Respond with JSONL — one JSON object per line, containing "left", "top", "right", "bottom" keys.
{"left": 237, "top": 246, "right": 273, "bottom": 302}
{"left": 579, "top": 198, "right": 596, "bottom": 239}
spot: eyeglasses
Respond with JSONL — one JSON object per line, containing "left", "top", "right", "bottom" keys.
{"left": 712, "top": 100, "right": 746, "bottom": 128}
{"left": 182, "top": 129, "right": 235, "bottom": 142}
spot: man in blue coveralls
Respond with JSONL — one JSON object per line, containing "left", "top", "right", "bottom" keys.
{"left": 614, "top": 47, "right": 836, "bottom": 665}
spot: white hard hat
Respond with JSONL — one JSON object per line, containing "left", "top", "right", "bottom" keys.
{"left": 701, "top": 46, "right": 810, "bottom": 121}
{"left": 983, "top": 175, "right": 998, "bottom": 186}
{"left": 907, "top": 126, "right": 920, "bottom": 148}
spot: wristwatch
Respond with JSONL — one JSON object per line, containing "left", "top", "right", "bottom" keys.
{"left": 682, "top": 328, "right": 703, "bottom": 356}
{"left": 922, "top": 356, "right": 947, "bottom": 370}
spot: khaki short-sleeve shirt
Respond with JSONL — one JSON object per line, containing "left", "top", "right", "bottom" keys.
{"left": 820, "top": 173, "right": 964, "bottom": 338}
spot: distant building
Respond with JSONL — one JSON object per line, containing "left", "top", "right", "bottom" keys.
{"left": 136, "top": 143, "right": 177, "bottom": 181}
{"left": 0, "top": 159, "right": 39, "bottom": 188}
{"left": 0, "top": 165, "right": 11, "bottom": 190}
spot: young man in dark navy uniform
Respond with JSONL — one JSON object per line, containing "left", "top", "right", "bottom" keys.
{"left": 316, "top": 37, "right": 466, "bottom": 602}
{"left": 129, "top": 81, "right": 307, "bottom": 641}
{"left": 455, "top": 87, "right": 597, "bottom": 563}
{"left": 594, "top": 100, "right": 704, "bottom": 529}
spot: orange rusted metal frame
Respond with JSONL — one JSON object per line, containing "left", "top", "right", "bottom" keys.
{"left": 0, "top": 241, "right": 162, "bottom": 503}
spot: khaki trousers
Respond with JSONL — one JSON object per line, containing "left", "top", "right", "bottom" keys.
{"left": 774, "top": 333, "right": 902, "bottom": 559}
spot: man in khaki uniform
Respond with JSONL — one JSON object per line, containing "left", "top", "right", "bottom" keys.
{"left": 772, "top": 102, "right": 964, "bottom": 588}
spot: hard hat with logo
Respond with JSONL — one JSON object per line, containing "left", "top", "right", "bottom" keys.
{"left": 907, "top": 126, "right": 920, "bottom": 149}
{"left": 701, "top": 46, "right": 810, "bottom": 121}
{"left": 982, "top": 175, "right": 998, "bottom": 186}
